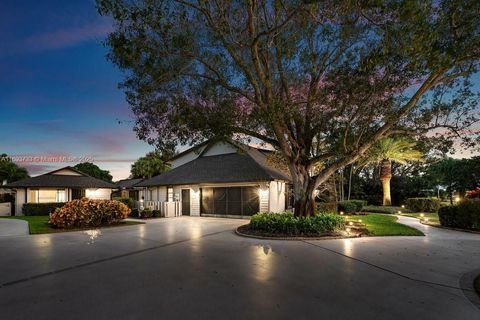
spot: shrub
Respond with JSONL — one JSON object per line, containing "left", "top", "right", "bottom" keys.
{"left": 129, "top": 208, "right": 139, "bottom": 217}
{"left": 337, "top": 201, "right": 357, "bottom": 213}
{"left": 362, "top": 205, "right": 410, "bottom": 214}
{"left": 49, "top": 198, "right": 130, "bottom": 229}
{"left": 438, "top": 200, "right": 480, "bottom": 230}
{"left": 23, "top": 202, "right": 66, "bottom": 216}
{"left": 405, "top": 198, "right": 441, "bottom": 213}
{"left": 113, "top": 197, "right": 136, "bottom": 209}
{"left": 466, "top": 187, "right": 480, "bottom": 199}
{"left": 249, "top": 212, "right": 345, "bottom": 235}
{"left": 141, "top": 208, "right": 153, "bottom": 218}
{"left": 316, "top": 202, "right": 337, "bottom": 213}
{"left": 152, "top": 210, "right": 162, "bottom": 218}
{"left": 348, "top": 200, "right": 367, "bottom": 212}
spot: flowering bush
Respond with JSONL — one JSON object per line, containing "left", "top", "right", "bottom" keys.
{"left": 466, "top": 187, "right": 480, "bottom": 199}
{"left": 49, "top": 198, "right": 131, "bottom": 229}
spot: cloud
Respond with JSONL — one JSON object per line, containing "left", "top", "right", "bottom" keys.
{"left": 5, "top": 19, "right": 113, "bottom": 56}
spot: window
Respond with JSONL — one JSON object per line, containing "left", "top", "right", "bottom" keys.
{"left": 56, "top": 190, "right": 66, "bottom": 202}
{"left": 28, "top": 189, "right": 62, "bottom": 203}
{"left": 167, "top": 187, "right": 174, "bottom": 202}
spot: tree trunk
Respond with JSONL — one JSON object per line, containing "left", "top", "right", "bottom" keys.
{"left": 379, "top": 159, "right": 392, "bottom": 206}
{"left": 290, "top": 164, "right": 317, "bottom": 217}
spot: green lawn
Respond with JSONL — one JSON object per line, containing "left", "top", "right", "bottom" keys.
{"left": 348, "top": 214, "right": 424, "bottom": 236}
{"left": 0, "top": 216, "right": 144, "bottom": 234}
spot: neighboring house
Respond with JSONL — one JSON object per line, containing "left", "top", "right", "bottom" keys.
{"left": 113, "top": 178, "right": 143, "bottom": 200}
{"left": 4, "top": 167, "right": 117, "bottom": 215}
{"left": 136, "top": 140, "right": 292, "bottom": 218}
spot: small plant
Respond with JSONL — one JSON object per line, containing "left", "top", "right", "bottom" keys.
{"left": 129, "top": 208, "right": 139, "bottom": 217}
{"left": 249, "top": 212, "right": 345, "bottom": 235}
{"left": 113, "top": 197, "right": 136, "bottom": 209}
{"left": 152, "top": 210, "right": 162, "bottom": 217}
{"left": 438, "top": 200, "right": 480, "bottom": 230}
{"left": 49, "top": 198, "right": 130, "bottom": 229}
{"left": 405, "top": 198, "right": 441, "bottom": 213}
{"left": 141, "top": 208, "right": 153, "bottom": 218}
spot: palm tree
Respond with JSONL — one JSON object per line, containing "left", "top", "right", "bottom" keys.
{"left": 358, "top": 138, "right": 423, "bottom": 206}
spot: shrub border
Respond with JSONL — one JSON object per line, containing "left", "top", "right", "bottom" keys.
{"left": 419, "top": 220, "right": 480, "bottom": 234}
{"left": 235, "top": 224, "right": 365, "bottom": 240}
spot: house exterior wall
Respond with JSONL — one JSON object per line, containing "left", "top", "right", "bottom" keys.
{"left": 15, "top": 188, "right": 25, "bottom": 215}
{"left": 201, "top": 142, "right": 237, "bottom": 157}
{"left": 85, "top": 188, "right": 112, "bottom": 200}
{"left": 137, "top": 181, "right": 288, "bottom": 217}
{"left": 171, "top": 145, "right": 207, "bottom": 169}
{"left": 268, "top": 181, "right": 286, "bottom": 213}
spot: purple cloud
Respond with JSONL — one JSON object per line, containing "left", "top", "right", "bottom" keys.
{"left": 6, "top": 19, "right": 113, "bottom": 55}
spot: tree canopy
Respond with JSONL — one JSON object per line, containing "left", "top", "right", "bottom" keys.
{"left": 0, "top": 154, "right": 29, "bottom": 184}
{"left": 98, "top": 0, "right": 480, "bottom": 215}
{"left": 73, "top": 162, "right": 113, "bottom": 182}
{"left": 131, "top": 150, "right": 172, "bottom": 179}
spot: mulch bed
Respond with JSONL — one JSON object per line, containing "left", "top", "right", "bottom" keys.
{"left": 236, "top": 224, "right": 370, "bottom": 240}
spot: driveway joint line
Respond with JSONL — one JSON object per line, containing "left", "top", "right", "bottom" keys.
{"left": 0, "top": 229, "right": 230, "bottom": 289}
{"left": 302, "top": 240, "right": 476, "bottom": 293}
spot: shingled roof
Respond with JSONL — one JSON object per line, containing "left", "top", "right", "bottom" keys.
{"left": 116, "top": 178, "right": 144, "bottom": 189}
{"left": 136, "top": 143, "right": 290, "bottom": 187}
{"left": 4, "top": 167, "right": 117, "bottom": 189}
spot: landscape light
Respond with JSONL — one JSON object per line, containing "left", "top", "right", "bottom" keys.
{"left": 348, "top": 221, "right": 353, "bottom": 226}
{"left": 425, "top": 218, "right": 429, "bottom": 222}
{"left": 340, "top": 211, "right": 344, "bottom": 215}
{"left": 420, "top": 213, "right": 424, "bottom": 218}
{"left": 455, "top": 196, "right": 460, "bottom": 202}
{"left": 358, "top": 219, "right": 362, "bottom": 223}
{"left": 401, "top": 205, "right": 405, "bottom": 208}
{"left": 346, "top": 228, "right": 351, "bottom": 233}
{"left": 397, "top": 211, "right": 402, "bottom": 214}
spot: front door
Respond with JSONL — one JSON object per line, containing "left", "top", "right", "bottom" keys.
{"left": 181, "top": 189, "right": 190, "bottom": 216}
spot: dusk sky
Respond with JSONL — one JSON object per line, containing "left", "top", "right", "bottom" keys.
{"left": 0, "top": 0, "right": 152, "bottom": 180}
{"left": 1, "top": 1, "right": 478, "bottom": 181}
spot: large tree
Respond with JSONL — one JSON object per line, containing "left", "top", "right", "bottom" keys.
{"left": 98, "top": 0, "right": 480, "bottom": 216}
{"left": 74, "top": 162, "right": 113, "bottom": 182}
{"left": 0, "top": 154, "right": 29, "bottom": 184}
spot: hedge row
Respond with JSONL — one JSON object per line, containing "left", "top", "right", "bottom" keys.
{"left": 405, "top": 198, "right": 441, "bottom": 213}
{"left": 317, "top": 200, "right": 366, "bottom": 214}
{"left": 250, "top": 212, "right": 345, "bottom": 235}
{"left": 438, "top": 200, "right": 480, "bottom": 230}
{"left": 23, "top": 202, "right": 66, "bottom": 216}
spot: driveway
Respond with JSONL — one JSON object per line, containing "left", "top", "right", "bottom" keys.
{"left": 0, "top": 216, "right": 479, "bottom": 320}
{"left": 0, "top": 218, "right": 28, "bottom": 236}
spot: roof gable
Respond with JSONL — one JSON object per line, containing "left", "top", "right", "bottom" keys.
{"left": 48, "top": 167, "right": 87, "bottom": 176}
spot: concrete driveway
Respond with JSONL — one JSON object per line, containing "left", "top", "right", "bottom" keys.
{"left": 0, "top": 218, "right": 28, "bottom": 237}
{"left": 0, "top": 216, "right": 479, "bottom": 320}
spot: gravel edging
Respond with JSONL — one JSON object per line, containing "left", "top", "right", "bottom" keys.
{"left": 235, "top": 225, "right": 364, "bottom": 241}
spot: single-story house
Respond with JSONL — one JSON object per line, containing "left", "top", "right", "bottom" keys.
{"left": 112, "top": 178, "right": 143, "bottom": 200}
{"left": 5, "top": 167, "right": 117, "bottom": 215}
{"left": 135, "top": 140, "right": 293, "bottom": 218}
